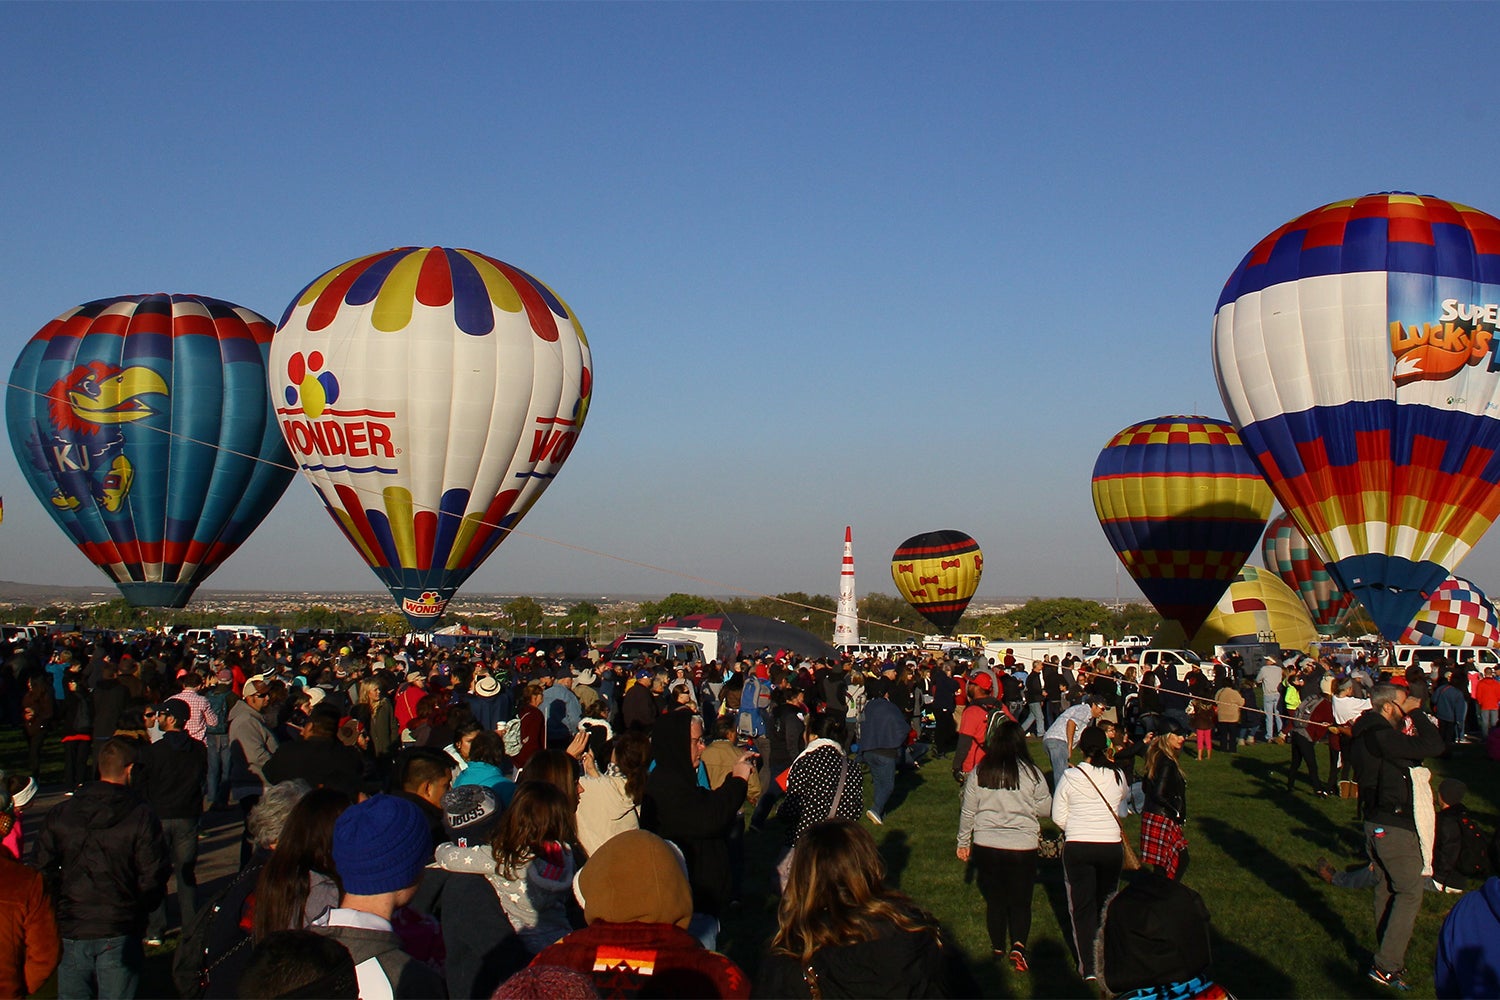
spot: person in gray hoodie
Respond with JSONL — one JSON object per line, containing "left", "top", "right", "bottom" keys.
{"left": 956, "top": 719, "right": 1052, "bottom": 973}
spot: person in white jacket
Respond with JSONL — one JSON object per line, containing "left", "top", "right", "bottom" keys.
{"left": 1052, "top": 724, "right": 1128, "bottom": 982}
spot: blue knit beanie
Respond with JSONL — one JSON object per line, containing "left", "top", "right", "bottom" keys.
{"left": 332, "top": 794, "right": 431, "bottom": 896}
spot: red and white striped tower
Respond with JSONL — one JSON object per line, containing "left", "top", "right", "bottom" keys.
{"left": 833, "top": 526, "right": 858, "bottom": 645}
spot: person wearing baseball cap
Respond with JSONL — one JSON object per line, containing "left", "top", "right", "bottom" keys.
{"left": 311, "top": 795, "right": 445, "bottom": 999}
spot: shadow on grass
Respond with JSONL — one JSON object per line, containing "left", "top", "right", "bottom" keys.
{"left": 1197, "top": 814, "right": 1368, "bottom": 993}
{"left": 1228, "top": 755, "right": 1363, "bottom": 856}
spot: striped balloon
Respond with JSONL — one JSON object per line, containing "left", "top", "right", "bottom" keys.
{"left": 1214, "top": 193, "right": 1500, "bottom": 640}
{"left": 6, "top": 294, "right": 294, "bottom": 606}
{"left": 890, "top": 530, "right": 983, "bottom": 633}
{"left": 1400, "top": 576, "right": 1500, "bottom": 646}
{"left": 270, "top": 248, "right": 592, "bottom": 629}
{"left": 1261, "top": 511, "right": 1358, "bottom": 636}
{"left": 1092, "top": 416, "right": 1273, "bottom": 641}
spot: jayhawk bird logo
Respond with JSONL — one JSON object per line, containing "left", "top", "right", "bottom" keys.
{"left": 31, "top": 361, "right": 169, "bottom": 513}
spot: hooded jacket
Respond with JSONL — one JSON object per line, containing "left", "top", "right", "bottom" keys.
{"left": 1435, "top": 876, "right": 1500, "bottom": 999}
{"left": 1348, "top": 707, "right": 1444, "bottom": 831}
{"left": 34, "top": 780, "right": 169, "bottom": 939}
{"left": 640, "top": 711, "right": 746, "bottom": 917}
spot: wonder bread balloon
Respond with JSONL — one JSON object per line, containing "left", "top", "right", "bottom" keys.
{"left": 6, "top": 294, "right": 295, "bottom": 606}
{"left": 1214, "top": 193, "right": 1500, "bottom": 640}
{"left": 890, "top": 530, "right": 983, "bottom": 633}
{"left": 1091, "top": 416, "right": 1273, "bottom": 641}
{"left": 1400, "top": 576, "right": 1500, "bottom": 647}
{"left": 1261, "top": 510, "right": 1357, "bottom": 636}
{"left": 270, "top": 248, "right": 592, "bottom": 630}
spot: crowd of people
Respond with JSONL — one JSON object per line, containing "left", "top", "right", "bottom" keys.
{"left": 0, "top": 628, "right": 1495, "bottom": 998}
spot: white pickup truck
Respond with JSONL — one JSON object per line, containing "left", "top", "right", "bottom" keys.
{"left": 1136, "top": 648, "right": 1207, "bottom": 682}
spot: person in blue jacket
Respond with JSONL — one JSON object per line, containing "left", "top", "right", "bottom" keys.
{"left": 1436, "top": 876, "right": 1500, "bottom": 999}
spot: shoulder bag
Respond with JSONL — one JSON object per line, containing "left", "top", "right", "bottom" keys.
{"left": 1080, "top": 765, "right": 1141, "bottom": 870}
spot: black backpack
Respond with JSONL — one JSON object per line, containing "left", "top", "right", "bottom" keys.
{"left": 1456, "top": 812, "right": 1492, "bottom": 880}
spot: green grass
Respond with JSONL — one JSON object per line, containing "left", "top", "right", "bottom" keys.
{"left": 6, "top": 730, "right": 1492, "bottom": 998}
{"left": 719, "top": 741, "right": 1495, "bottom": 999}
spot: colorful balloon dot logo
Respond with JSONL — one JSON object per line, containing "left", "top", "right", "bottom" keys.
{"left": 284, "top": 352, "right": 339, "bottom": 419}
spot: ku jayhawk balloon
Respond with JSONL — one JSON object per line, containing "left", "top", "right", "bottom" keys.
{"left": 270, "top": 247, "right": 593, "bottom": 630}
{"left": 6, "top": 294, "right": 295, "bottom": 606}
{"left": 1214, "top": 193, "right": 1500, "bottom": 640}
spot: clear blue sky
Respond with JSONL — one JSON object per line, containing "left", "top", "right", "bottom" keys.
{"left": 3, "top": 2, "right": 1499, "bottom": 608}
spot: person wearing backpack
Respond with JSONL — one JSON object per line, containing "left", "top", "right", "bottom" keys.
{"left": 1432, "top": 779, "right": 1492, "bottom": 893}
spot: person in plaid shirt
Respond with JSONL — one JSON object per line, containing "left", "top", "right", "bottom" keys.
{"left": 167, "top": 670, "right": 219, "bottom": 743}
{"left": 1140, "top": 718, "right": 1189, "bottom": 879}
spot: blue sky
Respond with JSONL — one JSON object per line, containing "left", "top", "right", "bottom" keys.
{"left": 3, "top": 2, "right": 1500, "bottom": 609}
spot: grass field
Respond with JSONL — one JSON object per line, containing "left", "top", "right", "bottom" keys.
{"left": 3, "top": 729, "right": 1494, "bottom": 999}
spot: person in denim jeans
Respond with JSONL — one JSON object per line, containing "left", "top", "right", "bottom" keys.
{"left": 859, "top": 679, "right": 909, "bottom": 824}
{"left": 1254, "top": 657, "right": 1284, "bottom": 741}
{"left": 35, "top": 738, "right": 169, "bottom": 1000}
{"left": 202, "top": 672, "right": 233, "bottom": 810}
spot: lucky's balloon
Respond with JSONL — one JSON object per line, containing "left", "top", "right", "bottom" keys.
{"left": 6, "top": 294, "right": 295, "bottom": 606}
{"left": 890, "top": 530, "right": 983, "bottom": 633}
{"left": 1214, "top": 193, "right": 1500, "bottom": 640}
{"left": 1091, "top": 416, "right": 1273, "bottom": 640}
{"left": 1261, "top": 510, "right": 1357, "bottom": 636}
{"left": 270, "top": 248, "right": 592, "bottom": 630}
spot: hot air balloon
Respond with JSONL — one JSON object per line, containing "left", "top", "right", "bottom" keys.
{"left": 1154, "top": 564, "right": 1319, "bottom": 655}
{"left": 5, "top": 294, "right": 295, "bottom": 607}
{"left": 1400, "top": 576, "right": 1500, "bottom": 646}
{"left": 1214, "top": 193, "right": 1500, "bottom": 640}
{"left": 890, "top": 530, "right": 982, "bottom": 633}
{"left": 1261, "top": 510, "right": 1358, "bottom": 636}
{"left": 269, "top": 248, "right": 592, "bottom": 630}
{"left": 1091, "top": 416, "right": 1273, "bottom": 641}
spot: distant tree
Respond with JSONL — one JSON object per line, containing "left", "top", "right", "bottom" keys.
{"left": 374, "top": 611, "right": 408, "bottom": 636}
{"left": 1108, "top": 603, "right": 1162, "bottom": 638}
{"left": 857, "top": 593, "right": 927, "bottom": 644}
{"left": 502, "top": 597, "right": 546, "bottom": 631}
{"left": 997, "top": 597, "right": 1112, "bottom": 640}
{"left": 294, "top": 605, "right": 345, "bottom": 631}
{"left": 1337, "top": 604, "right": 1377, "bottom": 639}
{"left": 637, "top": 593, "right": 718, "bottom": 622}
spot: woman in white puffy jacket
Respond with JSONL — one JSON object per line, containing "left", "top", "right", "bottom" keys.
{"left": 1051, "top": 723, "right": 1127, "bottom": 982}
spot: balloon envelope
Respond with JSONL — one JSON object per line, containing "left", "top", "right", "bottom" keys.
{"left": 1091, "top": 416, "right": 1273, "bottom": 641}
{"left": 1261, "top": 510, "right": 1358, "bottom": 636}
{"left": 1400, "top": 576, "right": 1500, "bottom": 646}
{"left": 1154, "top": 564, "right": 1319, "bottom": 655}
{"left": 270, "top": 248, "right": 592, "bottom": 630}
{"left": 1214, "top": 193, "right": 1500, "bottom": 640}
{"left": 890, "top": 530, "right": 983, "bottom": 633}
{"left": 5, "top": 294, "right": 294, "bottom": 606}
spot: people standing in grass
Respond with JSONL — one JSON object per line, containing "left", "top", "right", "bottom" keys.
{"left": 955, "top": 720, "right": 1051, "bottom": 973}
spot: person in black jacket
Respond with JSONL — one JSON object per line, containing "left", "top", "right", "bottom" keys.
{"left": 138, "top": 700, "right": 208, "bottom": 945}
{"left": 1348, "top": 681, "right": 1445, "bottom": 991}
{"left": 263, "top": 706, "right": 367, "bottom": 799}
{"left": 1140, "top": 719, "right": 1189, "bottom": 879}
{"left": 35, "top": 736, "right": 170, "bottom": 999}
{"left": 640, "top": 711, "right": 754, "bottom": 927}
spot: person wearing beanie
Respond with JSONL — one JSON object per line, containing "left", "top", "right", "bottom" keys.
{"left": 310, "top": 795, "right": 445, "bottom": 999}
{"left": 529, "top": 830, "right": 749, "bottom": 998}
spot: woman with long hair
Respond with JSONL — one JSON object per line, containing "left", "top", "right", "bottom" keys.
{"left": 956, "top": 719, "right": 1051, "bottom": 973}
{"left": 755, "top": 819, "right": 944, "bottom": 998}
{"left": 1051, "top": 724, "right": 1128, "bottom": 982}
{"left": 251, "top": 787, "right": 352, "bottom": 939}
{"left": 1142, "top": 719, "right": 1189, "bottom": 879}
{"left": 781, "top": 715, "right": 866, "bottom": 845}
{"left": 512, "top": 682, "right": 546, "bottom": 769}
{"left": 519, "top": 749, "right": 581, "bottom": 812}
{"left": 434, "top": 780, "right": 578, "bottom": 955}
{"left": 21, "top": 673, "right": 55, "bottom": 778}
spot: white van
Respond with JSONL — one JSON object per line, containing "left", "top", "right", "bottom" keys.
{"left": 1390, "top": 645, "right": 1500, "bottom": 675}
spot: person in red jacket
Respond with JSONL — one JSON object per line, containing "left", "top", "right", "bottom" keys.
{"left": 0, "top": 786, "right": 60, "bottom": 998}
{"left": 530, "top": 829, "right": 749, "bottom": 998}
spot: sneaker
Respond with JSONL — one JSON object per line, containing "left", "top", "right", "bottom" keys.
{"left": 865, "top": 809, "right": 883, "bottom": 826}
{"left": 1315, "top": 858, "right": 1336, "bottom": 884}
{"left": 1007, "top": 948, "right": 1029, "bottom": 973}
{"left": 143, "top": 936, "right": 164, "bottom": 948}
{"left": 1367, "top": 966, "right": 1411, "bottom": 991}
